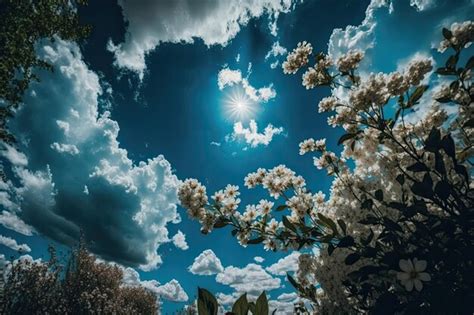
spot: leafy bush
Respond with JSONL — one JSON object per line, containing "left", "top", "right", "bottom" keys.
{"left": 179, "top": 21, "right": 474, "bottom": 313}
{"left": 1, "top": 243, "right": 158, "bottom": 314}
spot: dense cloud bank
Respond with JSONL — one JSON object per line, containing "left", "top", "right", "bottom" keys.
{"left": 0, "top": 39, "right": 180, "bottom": 270}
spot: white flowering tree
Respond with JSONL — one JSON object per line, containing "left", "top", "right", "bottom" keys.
{"left": 179, "top": 21, "right": 473, "bottom": 314}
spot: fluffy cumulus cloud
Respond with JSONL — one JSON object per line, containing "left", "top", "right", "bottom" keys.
{"left": 216, "top": 263, "right": 281, "bottom": 298}
{"left": 327, "top": 0, "right": 472, "bottom": 114}
{"left": 171, "top": 230, "right": 189, "bottom": 250}
{"left": 188, "top": 249, "right": 224, "bottom": 275}
{"left": 327, "top": 0, "right": 472, "bottom": 70}
{"left": 229, "top": 120, "right": 284, "bottom": 148}
{"left": 254, "top": 256, "right": 265, "bottom": 263}
{"left": 265, "top": 41, "right": 287, "bottom": 69}
{"left": 218, "top": 67, "right": 277, "bottom": 103}
{"left": 269, "top": 292, "right": 304, "bottom": 314}
{"left": 266, "top": 251, "right": 300, "bottom": 276}
{"left": 0, "top": 235, "right": 31, "bottom": 253}
{"left": 1, "top": 144, "right": 28, "bottom": 167}
{"left": 109, "top": 0, "right": 297, "bottom": 77}
{"left": 122, "top": 267, "right": 188, "bottom": 302}
{"left": 0, "top": 211, "right": 34, "bottom": 236}
{"left": 0, "top": 39, "right": 180, "bottom": 270}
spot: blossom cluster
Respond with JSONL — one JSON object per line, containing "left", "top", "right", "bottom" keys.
{"left": 336, "top": 50, "right": 364, "bottom": 73}
{"left": 282, "top": 41, "right": 313, "bottom": 74}
{"left": 179, "top": 20, "right": 473, "bottom": 314}
{"left": 438, "top": 20, "right": 474, "bottom": 52}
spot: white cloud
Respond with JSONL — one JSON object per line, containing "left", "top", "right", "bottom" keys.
{"left": 230, "top": 120, "right": 284, "bottom": 148}
{"left": 0, "top": 211, "right": 34, "bottom": 236}
{"left": 254, "top": 256, "right": 265, "bottom": 263}
{"left": 327, "top": 0, "right": 383, "bottom": 62}
{"left": 50, "top": 142, "right": 80, "bottom": 155}
{"left": 171, "top": 230, "right": 189, "bottom": 250}
{"left": 109, "top": 0, "right": 297, "bottom": 77}
{"left": 188, "top": 249, "right": 224, "bottom": 275}
{"left": 218, "top": 67, "right": 277, "bottom": 103}
{"left": 121, "top": 267, "right": 188, "bottom": 302}
{"left": 0, "top": 235, "right": 31, "bottom": 252}
{"left": 154, "top": 279, "right": 189, "bottom": 302}
{"left": 326, "top": 0, "right": 472, "bottom": 108}
{"left": 265, "top": 41, "right": 287, "bottom": 69}
{"left": 1, "top": 144, "right": 28, "bottom": 166}
{"left": 216, "top": 263, "right": 281, "bottom": 298}
{"left": 1, "top": 39, "right": 180, "bottom": 270}
{"left": 410, "top": 0, "right": 436, "bottom": 11}
{"left": 266, "top": 252, "right": 300, "bottom": 276}
{"left": 218, "top": 68, "right": 243, "bottom": 90}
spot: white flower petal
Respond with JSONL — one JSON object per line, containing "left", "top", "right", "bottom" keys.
{"left": 414, "top": 259, "right": 427, "bottom": 272}
{"left": 404, "top": 279, "right": 414, "bottom": 292}
{"left": 418, "top": 272, "right": 431, "bottom": 282}
{"left": 399, "top": 259, "right": 414, "bottom": 272}
{"left": 397, "top": 272, "right": 410, "bottom": 281}
{"left": 414, "top": 279, "right": 423, "bottom": 291}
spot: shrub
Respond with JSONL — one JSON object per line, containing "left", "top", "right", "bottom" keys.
{"left": 1, "top": 243, "right": 158, "bottom": 314}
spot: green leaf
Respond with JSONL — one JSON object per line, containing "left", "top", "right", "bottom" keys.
{"left": 446, "top": 54, "right": 459, "bottom": 69}
{"left": 248, "top": 302, "right": 256, "bottom": 314}
{"left": 317, "top": 213, "right": 338, "bottom": 234}
{"left": 434, "top": 152, "right": 446, "bottom": 174}
{"left": 361, "top": 199, "right": 373, "bottom": 210}
{"left": 247, "top": 237, "right": 265, "bottom": 245}
{"left": 395, "top": 174, "right": 405, "bottom": 186}
{"left": 282, "top": 216, "right": 297, "bottom": 233}
{"left": 255, "top": 292, "right": 269, "bottom": 315}
{"left": 411, "top": 173, "right": 434, "bottom": 199}
{"left": 359, "top": 215, "right": 379, "bottom": 225}
{"left": 407, "top": 85, "right": 428, "bottom": 107}
{"left": 232, "top": 293, "right": 249, "bottom": 315}
{"left": 435, "top": 67, "right": 456, "bottom": 75}
{"left": 374, "top": 189, "right": 383, "bottom": 201}
{"left": 337, "top": 132, "right": 357, "bottom": 145}
{"left": 337, "top": 236, "right": 355, "bottom": 248}
{"left": 407, "top": 162, "right": 429, "bottom": 172}
{"left": 276, "top": 205, "right": 287, "bottom": 211}
{"left": 214, "top": 217, "right": 230, "bottom": 228}
{"left": 435, "top": 180, "right": 451, "bottom": 200}
{"left": 442, "top": 27, "right": 452, "bottom": 40}
{"left": 383, "top": 218, "right": 403, "bottom": 233}
{"left": 463, "top": 118, "right": 474, "bottom": 128}
{"left": 198, "top": 288, "right": 218, "bottom": 315}
{"left": 455, "top": 164, "right": 469, "bottom": 183}
{"left": 466, "top": 56, "right": 474, "bottom": 70}
{"left": 345, "top": 253, "right": 361, "bottom": 265}
{"left": 435, "top": 95, "right": 452, "bottom": 103}
{"left": 440, "top": 134, "right": 456, "bottom": 159}
{"left": 287, "top": 273, "right": 301, "bottom": 291}
{"left": 337, "top": 219, "right": 347, "bottom": 235}
{"left": 424, "top": 127, "right": 441, "bottom": 152}
{"left": 328, "top": 243, "right": 335, "bottom": 256}
{"left": 361, "top": 229, "right": 374, "bottom": 245}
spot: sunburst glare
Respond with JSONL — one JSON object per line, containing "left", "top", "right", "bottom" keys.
{"left": 224, "top": 89, "right": 256, "bottom": 120}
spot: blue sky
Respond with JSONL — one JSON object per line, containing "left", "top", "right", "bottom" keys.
{"left": 0, "top": 0, "right": 472, "bottom": 313}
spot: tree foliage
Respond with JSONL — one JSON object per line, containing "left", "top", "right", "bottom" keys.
{"left": 0, "top": 0, "right": 90, "bottom": 144}
{"left": 1, "top": 243, "right": 158, "bottom": 314}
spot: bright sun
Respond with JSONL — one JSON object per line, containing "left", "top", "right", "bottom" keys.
{"left": 225, "top": 89, "right": 255, "bottom": 120}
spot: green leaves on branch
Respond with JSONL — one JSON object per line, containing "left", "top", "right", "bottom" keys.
{"left": 197, "top": 288, "right": 270, "bottom": 315}
{"left": 198, "top": 288, "right": 218, "bottom": 315}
